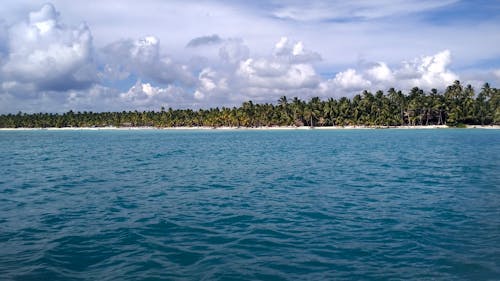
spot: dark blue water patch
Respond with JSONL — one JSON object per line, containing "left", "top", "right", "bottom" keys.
{"left": 0, "top": 129, "right": 499, "bottom": 280}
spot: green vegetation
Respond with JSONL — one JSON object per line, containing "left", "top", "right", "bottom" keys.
{"left": 1, "top": 81, "right": 499, "bottom": 128}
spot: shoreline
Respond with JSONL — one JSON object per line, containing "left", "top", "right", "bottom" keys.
{"left": 1, "top": 125, "right": 499, "bottom": 131}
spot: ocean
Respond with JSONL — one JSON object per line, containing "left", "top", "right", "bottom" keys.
{"left": 1, "top": 129, "right": 499, "bottom": 280}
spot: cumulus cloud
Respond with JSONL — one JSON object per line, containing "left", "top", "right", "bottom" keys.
{"left": 191, "top": 67, "right": 231, "bottom": 104}
{"left": 199, "top": 68, "right": 227, "bottom": 92}
{"left": 0, "top": 3, "right": 199, "bottom": 112}
{"left": 186, "top": 34, "right": 223, "bottom": 48}
{"left": 219, "top": 39, "right": 249, "bottom": 64}
{"left": 320, "top": 49, "right": 460, "bottom": 97}
{"left": 100, "top": 36, "right": 195, "bottom": 86}
{"left": 237, "top": 59, "right": 319, "bottom": 90}
{"left": 110, "top": 47, "right": 465, "bottom": 109}
{"left": 365, "top": 62, "right": 394, "bottom": 82}
{"left": 320, "top": 69, "right": 370, "bottom": 97}
{"left": 121, "top": 81, "right": 173, "bottom": 107}
{"left": 186, "top": 37, "right": 323, "bottom": 105}
{"left": 0, "top": 3, "right": 96, "bottom": 94}
{"left": 190, "top": 40, "right": 461, "bottom": 106}
{"left": 332, "top": 69, "right": 372, "bottom": 89}
{"left": 64, "top": 81, "right": 195, "bottom": 112}
{"left": 394, "top": 50, "right": 458, "bottom": 89}
{"left": 274, "top": 37, "right": 321, "bottom": 63}
{"left": 233, "top": 37, "right": 321, "bottom": 92}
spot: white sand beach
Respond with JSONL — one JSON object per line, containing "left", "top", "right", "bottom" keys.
{"left": 1, "top": 125, "right": 499, "bottom": 131}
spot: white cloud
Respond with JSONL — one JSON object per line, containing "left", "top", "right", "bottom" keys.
{"left": 395, "top": 49, "right": 458, "bottom": 89}
{"left": 117, "top": 80, "right": 200, "bottom": 109}
{"left": 272, "top": 0, "right": 458, "bottom": 22}
{"left": 100, "top": 36, "right": 195, "bottom": 86}
{"left": 65, "top": 85, "right": 120, "bottom": 112}
{"left": 193, "top": 90, "right": 205, "bottom": 100}
{"left": 237, "top": 58, "right": 319, "bottom": 90}
{"left": 198, "top": 68, "right": 217, "bottom": 92}
{"left": 331, "top": 69, "right": 372, "bottom": 90}
{"left": 63, "top": 83, "right": 193, "bottom": 112}
{"left": 29, "top": 3, "right": 58, "bottom": 34}
{"left": 366, "top": 62, "right": 394, "bottom": 82}
{"left": 191, "top": 67, "right": 231, "bottom": 103}
{"left": 131, "top": 36, "right": 160, "bottom": 64}
{"left": 109, "top": 48, "right": 464, "bottom": 109}
{"left": 333, "top": 69, "right": 370, "bottom": 89}
{"left": 319, "top": 49, "right": 461, "bottom": 97}
{"left": 273, "top": 36, "right": 321, "bottom": 63}
{"left": 229, "top": 37, "right": 322, "bottom": 93}
{"left": 185, "top": 37, "right": 323, "bottom": 105}
{"left": 219, "top": 39, "right": 249, "bottom": 65}
{"left": 1, "top": 3, "right": 96, "bottom": 93}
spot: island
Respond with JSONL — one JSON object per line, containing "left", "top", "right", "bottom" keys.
{"left": 1, "top": 81, "right": 498, "bottom": 129}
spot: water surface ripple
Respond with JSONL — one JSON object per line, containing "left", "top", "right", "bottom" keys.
{"left": 1, "top": 129, "right": 499, "bottom": 280}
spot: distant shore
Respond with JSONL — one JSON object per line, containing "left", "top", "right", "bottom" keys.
{"left": 1, "top": 125, "right": 499, "bottom": 131}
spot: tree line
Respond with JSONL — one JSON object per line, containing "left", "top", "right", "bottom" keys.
{"left": 1, "top": 81, "right": 498, "bottom": 128}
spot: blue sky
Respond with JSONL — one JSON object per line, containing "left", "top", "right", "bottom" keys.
{"left": 0, "top": 0, "right": 499, "bottom": 113}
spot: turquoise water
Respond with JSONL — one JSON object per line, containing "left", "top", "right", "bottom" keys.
{"left": 0, "top": 129, "right": 499, "bottom": 280}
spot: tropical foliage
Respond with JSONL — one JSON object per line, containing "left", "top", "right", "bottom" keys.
{"left": 1, "top": 81, "right": 499, "bottom": 128}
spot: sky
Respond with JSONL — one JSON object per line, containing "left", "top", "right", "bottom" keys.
{"left": 0, "top": 0, "right": 499, "bottom": 113}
